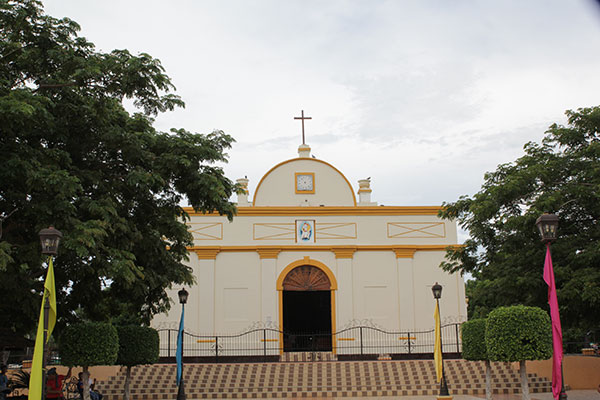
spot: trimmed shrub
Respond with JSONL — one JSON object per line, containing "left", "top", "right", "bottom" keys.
{"left": 461, "top": 318, "right": 487, "bottom": 361}
{"left": 485, "top": 305, "right": 552, "bottom": 362}
{"left": 59, "top": 322, "right": 119, "bottom": 367}
{"left": 116, "top": 325, "right": 159, "bottom": 366}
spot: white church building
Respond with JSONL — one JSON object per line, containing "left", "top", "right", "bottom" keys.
{"left": 152, "top": 142, "right": 467, "bottom": 357}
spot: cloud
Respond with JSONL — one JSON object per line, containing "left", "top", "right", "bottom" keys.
{"left": 41, "top": 0, "right": 600, "bottom": 208}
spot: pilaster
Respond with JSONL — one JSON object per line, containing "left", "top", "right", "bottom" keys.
{"left": 260, "top": 255, "right": 278, "bottom": 326}
{"left": 194, "top": 250, "right": 217, "bottom": 334}
{"left": 335, "top": 251, "right": 354, "bottom": 329}
{"left": 397, "top": 256, "right": 416, "bottom": 330}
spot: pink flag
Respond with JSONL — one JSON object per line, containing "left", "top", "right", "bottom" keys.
{"left": 543, "top": 244, "right": 563, "bottom": 400}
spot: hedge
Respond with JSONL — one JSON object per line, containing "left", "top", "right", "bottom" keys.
{"left": 461, "top": 318, "right": 487, "bottom": 361}
{"left": 59, "top": 322, "right": 119, "bottom": 367}
{"left": 116, "top": 325, "right": 159, "bottom": 366}
{"left": 485, "top": 305, "right": 552, "bottom": 362}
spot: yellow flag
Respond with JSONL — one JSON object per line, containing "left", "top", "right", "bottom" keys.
{"left": 29, "top": 257, "right": 57, "bottom": 400}
{"left": 434, "top": 301, "right": 442, "bottom": 382}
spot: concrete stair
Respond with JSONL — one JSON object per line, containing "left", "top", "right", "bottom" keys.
{"left": 95, "top": 358, "right": 551, "bottom": 399}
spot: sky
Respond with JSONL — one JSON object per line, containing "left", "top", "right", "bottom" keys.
{"left": 43, "top": 0, "right": 600, "bottom": 214}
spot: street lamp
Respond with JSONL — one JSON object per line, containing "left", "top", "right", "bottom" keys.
{"left": 39, "top": 226, "right": 62, "bottom": 255}
{"left": 177, "top": 288, "right": 188, "bottom": 400}
{"left": 178, "top": 287, "right": 189, "bottom": 305}
{"left": 38, "top": 226, "right": 62, "bottom": 400}
{"left": 432, "top": 282, "right": 450, "bottom": 397}
{"left": 535, "top": 213, "right": 559, "bottom": 243}
{"left": 536, "top": 213, "right": 567, "bottom": 400}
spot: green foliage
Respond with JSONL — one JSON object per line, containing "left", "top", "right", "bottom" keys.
{"left": 0, "top": 0, "right": 238, "bottom": 335}
{"left": 485, "top": 305, "right": 552, "bottom": 362}
{"left": 439, "top": 106, "right": 600, "bottom": 339}
{"left": 461, "top": 318, "right": 487, "bottom": 361}
{"left": 59, "top": 322, "right": 119, "bottom": 367}
{"left": 116, "top": 325, "right": 159, "bottom": 367}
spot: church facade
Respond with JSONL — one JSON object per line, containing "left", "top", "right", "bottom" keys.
{"left": 152, "top": 143, "right": 467, "bottom": 355}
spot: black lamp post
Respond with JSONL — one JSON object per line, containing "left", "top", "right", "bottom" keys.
{"left": 38, "top": 226, "right": 62, "bottom": 400}
{"left": 535, "top": 213, "right": 567, "bottom": 400}
{"left": 39, "top": 226, "right": 62, "bottom": 255}
{"left": 432, "top": 282, "right": 449, "bottom": 397}
{"left": 178, "top": 287, "right": 189, "bottom": 305}
{"left": 535, "top": 213, "right": 559, "bottom": 243}
{"left": 177, "top": 288, "right": 188, "bottom": 400}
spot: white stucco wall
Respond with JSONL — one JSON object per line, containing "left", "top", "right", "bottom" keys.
{"left": 151, "top": 147, "right": 467, "bottom": 355}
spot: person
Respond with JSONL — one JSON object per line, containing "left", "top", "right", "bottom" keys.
{"left": 46, "top": 367, "right": 72, "bottom": 400}
{"left": 0, "top": 365, "right": 11, "bottom": 400}
{"left": 77, "top": 372, "right": 102, "bottom": 400}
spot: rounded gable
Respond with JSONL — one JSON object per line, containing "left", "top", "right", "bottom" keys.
{"left": 253, "top": 158, "right": 356, "bottom": 206}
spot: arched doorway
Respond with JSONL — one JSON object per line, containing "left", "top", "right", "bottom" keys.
{"left": 281, "top": 265, "right": 333, "bottom": 352}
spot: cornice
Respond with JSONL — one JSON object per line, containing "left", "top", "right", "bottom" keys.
{"left": 188, "top": 244, "right": 458, "bottom": 259}
{"left": 183, "top": 206, "right": 443, "bottom": 217}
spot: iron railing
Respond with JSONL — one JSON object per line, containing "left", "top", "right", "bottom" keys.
{"left": 158, "top": 323, "right": 463, "bottom": 361}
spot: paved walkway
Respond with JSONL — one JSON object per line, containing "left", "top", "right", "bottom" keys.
{"left": 267, "top": 390, "right": 600, "bottom": 400}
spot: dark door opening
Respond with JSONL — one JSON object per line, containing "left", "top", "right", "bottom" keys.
{"left": 283, "top": 290, "right": 332, "bottom": 352}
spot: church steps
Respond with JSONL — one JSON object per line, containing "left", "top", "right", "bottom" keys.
{"left": 95, "top": 359, "right": 551, "bottom": 399}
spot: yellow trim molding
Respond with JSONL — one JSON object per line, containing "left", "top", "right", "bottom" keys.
{"left": 253, "top": 223, "right": 295, "bottom": 240}
{"left": 276, "top": 257, "right": 338, "bottom": 355}
{"left": 252, "top": 158, "right": 357, "bottom": 206}
{"left": 331, "top": 247, "right": 357, "bottom": 259}
{"left": 388, "top": 222, "right": 446, "bottom": 239}
{"left": 256, "top": 248, "right": 281, "bottom": 259}
{"left": 193, "top": 248, "right": 221, "bottom": 259}
{"left": 317, "top": 222, "right": 357, "bottom": 239}
{"left": 276, "top": 257, "right": 338, "bottom": 290}
{"left": 393, "top": 248, "right": 417, "bottom": 258}
{"left": 183, "top": 205, "right": 443, "bottom": 216}
{"left": 188, "top": 244, "right": 458, "bottom": 260}
{"left": 188, "top": 222, "right": 223, "bottom": 240}
{"left": 294, "top": 172, "right": 315, "bottom": 194}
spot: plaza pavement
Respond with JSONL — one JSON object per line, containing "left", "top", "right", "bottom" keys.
{"left": 265, "top": 390, "right": 599, "bottom": 400}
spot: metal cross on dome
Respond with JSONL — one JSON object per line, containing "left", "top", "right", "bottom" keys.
{"left": 294, "top": 110, "right": 312, "bottom": 145}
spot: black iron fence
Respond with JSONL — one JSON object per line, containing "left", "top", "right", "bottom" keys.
{"left": 158, "top": 323, "right": 463, "bottom": 362}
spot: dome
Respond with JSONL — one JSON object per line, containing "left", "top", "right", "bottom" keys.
{"left": 253, "top": 146, "right": 356, "bottom": 207}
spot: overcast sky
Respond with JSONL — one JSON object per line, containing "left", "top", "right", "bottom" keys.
{"left": 43, "top": 0, "right": 600, "bottom": 212}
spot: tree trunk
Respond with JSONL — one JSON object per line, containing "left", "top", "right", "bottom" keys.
{"left": 519, "top": 360, "right": 530, "bottom": 400}
{"left": 485, "top": 360, "right": 492, "bottom": 400}
{"left": 82, "top": 367, "right": 91, "bottom": 400}
{"left": 124, "top": 366, "right": 132, "bottom": 400}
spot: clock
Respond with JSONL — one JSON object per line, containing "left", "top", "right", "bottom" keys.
{"left": 295, "top": 172, "right": 315, "bottom": 193}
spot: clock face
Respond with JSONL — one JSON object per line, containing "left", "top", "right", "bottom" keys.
{"left": 296, "top": 174, "right": 314, "bottom": 192}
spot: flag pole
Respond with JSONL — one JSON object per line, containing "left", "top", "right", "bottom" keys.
{"left": 536, "top": 214, "right": 567, "bottom": 400}
{"left": 30, "top": 226, "right": 62, "bottom": 400}
{"left": 432, "top": 282, "right": 450, "bottom": 399}
{"left": 177, "top": 288, "right": 189, "bottom": 400}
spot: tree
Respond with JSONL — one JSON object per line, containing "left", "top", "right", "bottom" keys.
{"left": 116, "top": 325, "right": 159, "bottom": 400}
{"left": 486, "top": 306, "right": 552, "bottom": 400}
{"left": 439, "top": 106, "right": 600, "bottom": 341}
{"left": 60, "top": 322, "right": 119, "bottom": 400}
{"left": 0, "top": 0, "right": 238, "bottom": 336}
{"left": 461, "top": 318, "right": 492, "bottom": 400}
